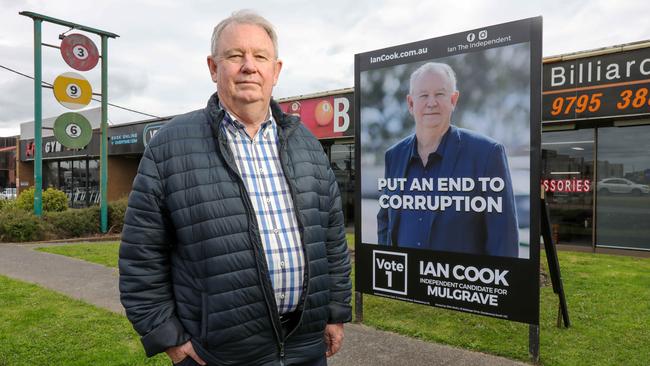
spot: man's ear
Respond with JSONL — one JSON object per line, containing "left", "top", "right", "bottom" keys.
{"left": 406, "top": 94, "right": 414, "bottom": 115}
{"left": 207, "top": 56, "right": 218, "bottom": 83}
{"left": 450, "top": 91, "right": 460, "bottom": 109}
{"left": 272, "top": 58, "right": 283, "bottom": 86}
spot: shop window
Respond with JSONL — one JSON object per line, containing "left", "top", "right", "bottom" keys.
{"left": 329, "top": 143, "right": 355, "bottom": 227}
{"left": 596, "top": 124, "right": 650, "bottom": 250}
{"left": 43, "top": 161, "right": 59, "bottom": 189}
{"left": 53, "top": 159, "right": 100, "bottom": 207}
{"left": 542, "top": 128, "right": 595, "bottom": 246}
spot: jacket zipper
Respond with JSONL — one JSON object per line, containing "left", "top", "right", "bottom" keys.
{"left": 214, "top": 107, "right": 310, "bottom": 362}
{"left": 277, "top": 136, "right": 311, "bottom": 343}
{"left": 216, "top": 131, "right": 284, "bottom": 354}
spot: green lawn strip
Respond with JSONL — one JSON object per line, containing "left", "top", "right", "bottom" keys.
{"left": 0, "top": 275, "right": 169, "bottom": 366}
{"left": 34, "top": 235, "right": 355, "bottom": 269}
{"left": 36, "top": 242, "right": 120, "bottom": 268}
{"left": 33, "top": 240, "right": 650, "bottom": 365}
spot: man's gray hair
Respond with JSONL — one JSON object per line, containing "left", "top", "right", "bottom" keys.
{"left": 211, "top": 10, "right": 279, "bottom": 58}
{"left": 409, "top": 62, "right": 457, "bottom": 94}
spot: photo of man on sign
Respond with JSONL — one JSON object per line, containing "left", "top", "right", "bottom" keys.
{"left": 376, "top": 62, "right": 519, "bottom": 257}
{"left": 360, "top": 43, "right": 531, "bottom": 259}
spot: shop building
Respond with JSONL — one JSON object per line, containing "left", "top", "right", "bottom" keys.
{"left": 541, "top": 40, "right": 650, "bottom": 253}
{"left": 0, "top": 136, "right": 17, "bottom": 198}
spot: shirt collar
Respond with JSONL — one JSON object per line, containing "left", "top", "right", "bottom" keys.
{"left": 220, "top": 102, "right": 275, "bottom": 140}
{"left": 409, "top": 126, "right": 451, "bottom": 162}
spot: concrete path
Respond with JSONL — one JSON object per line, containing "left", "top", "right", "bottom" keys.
{"left": 0, "top": 243, "right": 529, "bottom": 366}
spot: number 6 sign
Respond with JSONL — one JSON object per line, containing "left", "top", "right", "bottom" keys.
{"left": 53, "top": 112, "right": 93, "bottom": 149}
{"left": 60, "top": 33, "right": 99, "bottom": 71}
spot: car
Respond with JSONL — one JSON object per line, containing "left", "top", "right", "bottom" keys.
{"left": 596, "top": 178, "right": 650, "bottom": 195}
{"left": 0, "top": 188, "right": 16, "bottom": 200}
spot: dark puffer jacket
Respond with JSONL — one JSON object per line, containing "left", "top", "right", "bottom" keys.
{"left": 119, "top": 93, "right": 352, "bottom": 366}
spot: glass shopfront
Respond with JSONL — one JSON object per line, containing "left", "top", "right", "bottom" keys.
{"left": 43, "top": 158, "right": 100, "bottom": 208}
{"left": 542, "top": 128, "right": 595, "bottom": 247}
{"left": 323, "top": 141, "right": 355, "bottom": 228}
{"left": 596, "top": 124, "right": 650, "bottom": 250}
{"left": 542, "top": 122, "right": 650, "bottom": 251}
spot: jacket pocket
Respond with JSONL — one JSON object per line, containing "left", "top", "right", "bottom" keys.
{"left": 201, "top": 292, "right": 208, "bottom": 345}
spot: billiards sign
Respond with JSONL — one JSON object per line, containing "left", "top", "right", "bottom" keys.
{"left": 279, "top": 92, "right": 353, "bottom": 139}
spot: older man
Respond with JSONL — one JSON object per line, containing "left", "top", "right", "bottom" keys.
{"left": 119, "top": 10, "right": 351, "bottom": 366}
{"left": 377, "top": 62, "right": 519, "bottom": 257}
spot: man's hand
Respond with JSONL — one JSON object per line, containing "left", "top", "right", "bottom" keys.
{"left": 165, "top": 340, "right": 207, "bottom": 365}
{"left": 324, "top": 323, "right": 344, "bottom": 358}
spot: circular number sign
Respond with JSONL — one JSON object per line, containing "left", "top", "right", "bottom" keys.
{"left": 53, "top": 112, "right": 93, "bottom": 149}
{"left": 53, "top": 72, "right": 92, "bottom": 110}
{"left": 60, "top": 33, "right": 99, "bottom": 71}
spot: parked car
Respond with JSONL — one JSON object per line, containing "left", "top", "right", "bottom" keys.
{"left": 596, "top": 178, "right": 650, "bottom": 195}
{"left": 0, "top": 188, "right": 17, "bottom": 200}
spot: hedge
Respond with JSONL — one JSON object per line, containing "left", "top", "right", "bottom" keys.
{"left": 0, "top": 207, "right": 44, "bottom": 242}
{"left": 16, "top": 187, "right": 68, "bottom": 212}
{"left": 0, "top": 198, "right": 129, "bottom": 242}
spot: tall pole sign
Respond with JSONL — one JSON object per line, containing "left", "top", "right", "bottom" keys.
{"left": 20, "top": 11, "right": 118, "bottom": 233}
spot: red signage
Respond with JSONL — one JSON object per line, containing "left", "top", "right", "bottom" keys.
{"left": 279, "top": 93, "right": 353, "bottom": 139}
{"left": 60, "top": 33, "right": 100, "bottom": 72}
{"left": 542, "top": 179, "right": 591, "bottom": 193}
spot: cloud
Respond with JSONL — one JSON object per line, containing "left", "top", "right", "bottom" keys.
{"left": 2, "top": 0, "right": 650, "bottom": 137}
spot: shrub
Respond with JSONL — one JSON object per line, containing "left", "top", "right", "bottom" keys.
{"left": 0, "top": 198, "right": 18, "bottom": 212}
{"left": 16, "top": 187, "right": 69, "bottom": 212}
{"left": 108, "top": 197, "right": 128, "bottom": 233}
{"left": 43, "top": 188, "right": 68, "bottom": 212}
{"left": 45, "top": 206, "right": 100, "bottom": 239}
{"left": 0, "top": 207, "right": 44, "bottom": 242}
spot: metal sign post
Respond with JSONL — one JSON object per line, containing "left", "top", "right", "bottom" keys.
{"left": 20, "top": 11, "right": 118, "bottom": 232}
{"left": 32, "top": 18, "right": 43, "bottom": 216}
{"left": 100, "top": 35, "right": 109, "bottom": 233}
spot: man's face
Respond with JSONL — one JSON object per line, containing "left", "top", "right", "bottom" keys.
{"left": 207, "top": 23, "right": 282, "bottom": 106}
{"left": 407, "top": 71, "right": 459, "bottom": 130}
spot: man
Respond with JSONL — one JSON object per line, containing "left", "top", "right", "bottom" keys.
{"left": 119, "top": 10, "right": 351, "bottom": 366}
{"left": 377, "top": 62, "right": 519, "bottom": 257}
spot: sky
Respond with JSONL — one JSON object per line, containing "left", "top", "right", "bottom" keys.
{"left": 2, "top": 0, "right": 650, "bottom": 136}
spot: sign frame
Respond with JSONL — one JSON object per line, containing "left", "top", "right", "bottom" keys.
{"left": 354, "top": 17, "right": 542, "bottom": 326}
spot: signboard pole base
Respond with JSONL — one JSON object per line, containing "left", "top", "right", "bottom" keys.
{"left": 528, "top": 324, "right": 539, "bottom": 363}
{"left": 354, "top": 291, "right": 363, "bottom": 323}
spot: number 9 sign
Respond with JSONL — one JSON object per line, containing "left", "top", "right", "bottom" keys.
{"left": 53, "top": 72, "right": 92, "bottom": 110}
{"left": 60, "top": 33, "right": 99, "bottom": 71}
{"left": 53, "top": 112, "right": 93, "bottom": 149}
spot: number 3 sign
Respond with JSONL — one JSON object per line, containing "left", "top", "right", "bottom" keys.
{"left": 60, "top": 33, "right": 99, "bottom": 71}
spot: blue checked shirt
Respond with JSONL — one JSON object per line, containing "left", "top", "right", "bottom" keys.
{"left": 221, "top": 108, "right": 305, "bottom": 314}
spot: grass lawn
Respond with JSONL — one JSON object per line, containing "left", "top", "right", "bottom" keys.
{"left": 30, "top": 239, "right": 650, "bottom": 365}
{"left": 37, "top": 241, "right": 120, "bottom": 268}
{"left": 37, "top": 235, "right": 356, "bottom": 265}
{"left": 0, "top": 275, "right": 169, "bottom": 366}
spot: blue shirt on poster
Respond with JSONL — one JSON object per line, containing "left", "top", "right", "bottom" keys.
{"left": 396, "top": 128, "right": 450, "bottom": 249}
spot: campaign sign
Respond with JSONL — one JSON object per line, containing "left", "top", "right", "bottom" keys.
{"left": 354, "top": 17, "right": 542, "bottom": 324}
